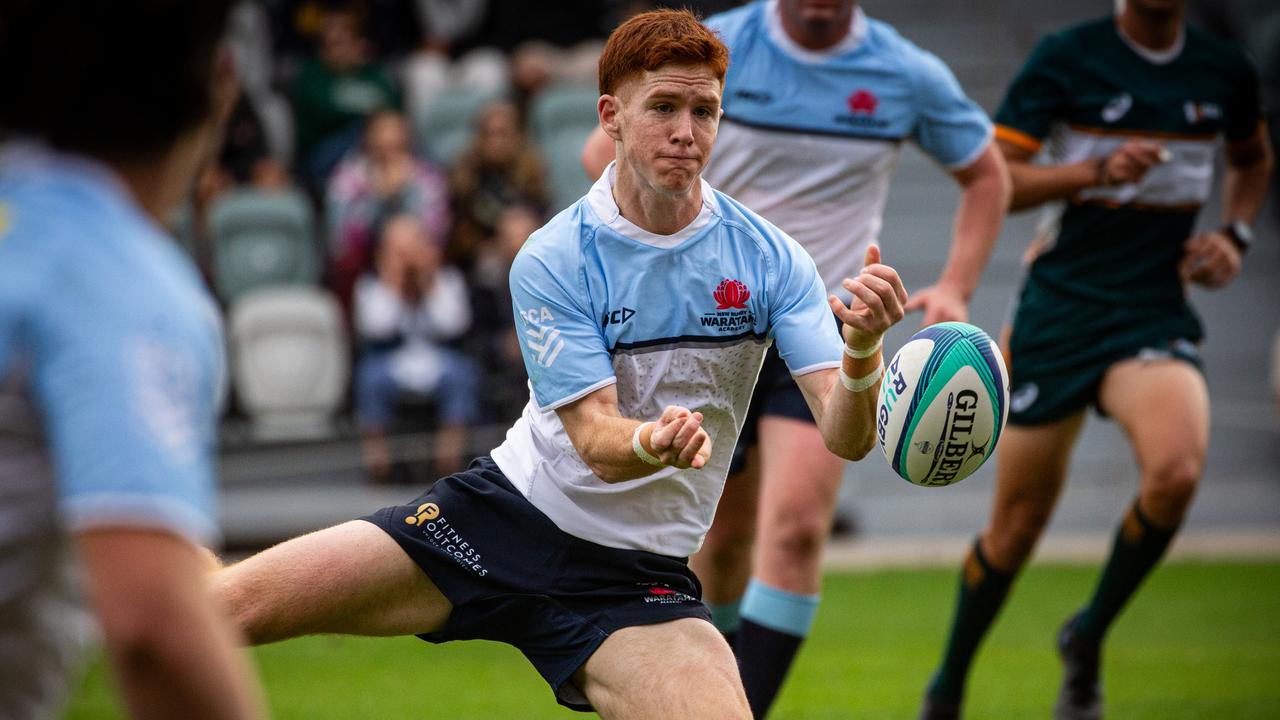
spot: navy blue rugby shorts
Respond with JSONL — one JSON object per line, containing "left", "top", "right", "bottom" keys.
{"left": 361, "top": 456, "right": 711, "bottom": 711}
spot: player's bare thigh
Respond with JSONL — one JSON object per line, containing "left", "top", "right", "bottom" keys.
{"left": 1098, "top": 357, "right": 1209, "bottom": 526}
{"left": 754, "top": 416, "right": 845, "bottom": 592}
{"left": 213, "top": 520, "right": 452, "bottom": 644}
{"left": 574, "top": 617, "right": 750, "bottom": 720}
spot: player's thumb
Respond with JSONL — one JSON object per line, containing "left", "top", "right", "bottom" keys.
{"left": 863, "top": 244, "right": 881, "bottom": 268}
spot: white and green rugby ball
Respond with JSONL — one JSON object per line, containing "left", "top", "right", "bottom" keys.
{"left": 877, "top": 322, "right": 1009, "bottom": 487}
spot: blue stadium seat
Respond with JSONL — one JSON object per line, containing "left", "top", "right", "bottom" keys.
{"left": 412, "top": 89, "right": 505, "bottom": 167}
{"left": 208, "top": 188, "right": 318, "bottom": 305}
{"left": 529, "top": 83, "right": 601, "bottom": 146}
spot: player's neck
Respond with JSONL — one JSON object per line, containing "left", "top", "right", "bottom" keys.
{"left": 611, "top": 161, "right": 703, "bottom": 236}
{"left": 105, "top": 129, "right": 210, "bottom": 224}
{"left": 1117, "top": 7, "right": 1183, "bottom": 53}
{"left": 779, "top": 3, "right": 856, "bottom": 51}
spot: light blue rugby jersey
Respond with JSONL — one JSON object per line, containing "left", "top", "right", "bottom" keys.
{"left": 0, "top": 142, "right": 224, "bottom": 546}
{"left": 490, "top": 164, "right": 843, "bottom": 557}
{"left": 701, "top": 0, "right": 993, "bottom": 296}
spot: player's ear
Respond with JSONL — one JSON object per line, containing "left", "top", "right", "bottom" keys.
{"left": 599, "top": 94, "right": 623, "bottom": 141}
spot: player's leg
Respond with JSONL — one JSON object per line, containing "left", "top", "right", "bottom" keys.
{"left": 1054, "top": 358, "right": 1208, "bottom": 720}
{"left": 574, "top": 617, "right": 751, "bottom": 720}
{"left": 922, "top": 411, "right": 1084, "bottom": 716}
{"left": 738, "top": 415, "right": 846, "bottom": 718}
{"left": 689, "top": 445, "right": 760, "bottom": 645}
{"left": 213, "top": 520, "right": 451, "bottom": 644}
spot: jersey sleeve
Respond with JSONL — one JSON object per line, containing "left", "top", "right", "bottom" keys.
{"left": 509, "top": 244, "right": 615, "bottom": 410}
{"left": 28, "top": 261, "right": 221, "bottom": 547}
{"left": 765, "top": 232, "right": 844, "bottom": 375}
{"left": 907, "top": 47, "right": 994, "bottom": 170}
{"left": 1223, "top": 46, "right": 1263, "bottom": 141}
{"left": 993, "top": 33, "right": 1072, "bottom": 152}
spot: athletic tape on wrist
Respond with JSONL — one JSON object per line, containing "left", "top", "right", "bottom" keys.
{"left": 844, "top": 337, "right": 882, "bottom": 359}
{"left": 839, "top": 362, "right": 884, "bottom": 393}
{"left": 632, "top": 422, "right": 665, "bottom": 467}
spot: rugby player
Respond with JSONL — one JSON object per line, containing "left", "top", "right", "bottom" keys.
{"left": 213, "top": 9, "right": 908, "bottom": 717}
{"left": 584, "top": 1, "right": 1009, "bottom": 714}
{"left": 919, "top": 1, "right": 1272, "bottom": 718}
{"left": 0, "top": 2, "right": 267, "bottom": 718}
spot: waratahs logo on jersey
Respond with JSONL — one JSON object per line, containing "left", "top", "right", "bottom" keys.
{"left": 714, "top": 279, "right": 750, "bottom": 309}
{"left": 702, "top": 279, "right": 755, "bottom": 332}
{"left": 847, "top": 89, "right": 878, "bottom": 115}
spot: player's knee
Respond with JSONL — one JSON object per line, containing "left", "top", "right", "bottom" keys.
{"left": 984, "top": 510, "right": 1049, "bottom": 570}
{"left": 699, "top": 534, "right": 753, "bottom": 579}
{"left": 1143, "top": 454, "right": 1201, "bottom": 511}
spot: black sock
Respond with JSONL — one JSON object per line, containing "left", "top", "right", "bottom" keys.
{"left": 1074, "top": 500, "right": 1177, "bottom": 645}
{"left": 927, "top": 538, "right": 1015, "bottom": 705}
{"left": 736, "top": 618, "right": 804, "bottom": 718}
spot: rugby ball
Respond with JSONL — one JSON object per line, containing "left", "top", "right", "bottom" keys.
{"left": 876, "top": 322, "right": 1009, "bottom": 487}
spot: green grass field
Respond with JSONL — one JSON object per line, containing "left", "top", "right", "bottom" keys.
{"left": 66, "top": 560, "right": 1280, "bottom": 719}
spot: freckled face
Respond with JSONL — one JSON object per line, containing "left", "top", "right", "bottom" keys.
{"left": 611, "top": 64, "right": 723, "bottom": 196}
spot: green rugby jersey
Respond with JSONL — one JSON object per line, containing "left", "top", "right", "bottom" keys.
{"left": 995, "top": 17, "right": 1261, "bottom": 306}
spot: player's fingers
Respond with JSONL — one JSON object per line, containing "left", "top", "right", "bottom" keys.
{"left": 677, "top": 428, "right": 708, "bottom": 468}
{"left": 845, "top": 278, "right": 887, "bottom": 318}
{"left": 859, "top": 273, "right": 905, "bottom": 322}
{"left": 690, "top": 432, "right": 713, "bottom": 469}
{"left": 863, "top": 264, "right": 909, "bottom": 304}
{"left": 903, "top": 289, "right": 926, "bottom": 312}
{"left": 828, "top": 295, "right": 858, "bottom": 325}
{"left": 671, "top": 412, "right": 703, "bottom": 450}
{"left": 650, "top": 416, "right": 686, "bottom": 450}
{"left": 863, "top": 244, "right": 880, "bottom": 268}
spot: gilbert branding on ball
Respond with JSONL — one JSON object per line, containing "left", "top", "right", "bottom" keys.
{"left": 877, "top": 322, "right": 1009, "bottom": 486}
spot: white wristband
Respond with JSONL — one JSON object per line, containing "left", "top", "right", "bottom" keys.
{"left": 632, "top": 422, "right": 665, "bottom": 467}
{"left": 839, "top": 362, "right": 884, "bottom": 393}
{"left": 844, "top": 337, "right": 882, "bottom": 359}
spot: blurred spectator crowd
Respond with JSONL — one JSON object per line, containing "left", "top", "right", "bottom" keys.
{"left": 182, "top": 0, "right": 734, "bottom": 481}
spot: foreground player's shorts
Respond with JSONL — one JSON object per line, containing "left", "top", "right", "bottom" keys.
{"left": 362, "top": 457, "right": 711, "bottom": 711}
{"left": 1006, "top": 278, "right": 1204, "bottom": 426}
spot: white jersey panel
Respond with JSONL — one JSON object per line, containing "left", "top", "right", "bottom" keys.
{"left": 492, "top": 165, "right": 842, "bottom": 557}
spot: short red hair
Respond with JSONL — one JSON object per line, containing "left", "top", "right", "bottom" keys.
{"left": 597, "top": 9, "right": 729, "bottom": 96}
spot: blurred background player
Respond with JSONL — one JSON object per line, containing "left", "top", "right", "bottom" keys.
{"left": 583, "top": 1, "right": 1009, "bottom": 715}
{"left": 210, "top": 10, "right": 908, "bottom": 718}
{"left": 0, "top": 2, "right": 268, "bottom": 719}
{"left": 919, "top": 0, "right": 1272, "bottom": 718}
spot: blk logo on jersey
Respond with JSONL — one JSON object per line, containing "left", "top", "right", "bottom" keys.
{"left": 733, "top": 88, "right": 774, "bottom": 104}
{"left": 702, "top": 279, "right": 755, "bottom": 332}
{"left": 601, "top": 307, "right": 636, "bottom": 328}
{"left": 847, "top": 89, "right": 878, "bottom": 115}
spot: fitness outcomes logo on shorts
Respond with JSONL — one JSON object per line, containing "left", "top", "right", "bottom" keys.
{"left": 404, "top": 502, "right": 488, "bottom": 577}
{"left": 701, "top": 279, "right": 755, "bottom": 333}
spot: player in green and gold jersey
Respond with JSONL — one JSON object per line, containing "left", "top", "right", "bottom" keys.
{"left": 919, "top": 1, "right": 1272, "bottom": 718}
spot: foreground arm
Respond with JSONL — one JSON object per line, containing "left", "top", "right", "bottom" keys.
{"left": 795, "top": 245, "right": 907, "bottom": 460}
{"left": 556, "top": 385, "right": 712, "bottom": 482}
{"left": 79, "top": 529, "right": 267, "bottom": 720}
{"left": 906, "top": 142, "right": 1010, "bottom": 324}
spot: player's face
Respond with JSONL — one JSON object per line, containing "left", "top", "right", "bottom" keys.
{"left": 611, "top": 63, "right": 722, "bottom": 196}
{"left": 779, "top": 0, "right": 856, "bottom": 31}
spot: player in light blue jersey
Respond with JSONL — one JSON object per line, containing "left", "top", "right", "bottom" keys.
{"left": 584, "top": 1, "right": 1010, "bottom": 714}
{"left": 0, "top": 2, "right": 266, "bottom": 719}
{"left": 214, "top": 10, "right": 908, "bottom": 717}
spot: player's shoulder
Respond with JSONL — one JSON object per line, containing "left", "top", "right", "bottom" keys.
{"left": 703, "top": 1, "right": 764, "bottom": 45}
{"left": 860, "top": 16, "right": 959, "bottom": 90}
{"left": 1183, "top": 24, "right": 1257, "bottom": 78}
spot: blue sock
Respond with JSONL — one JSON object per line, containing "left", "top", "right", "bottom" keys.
{"left": 736, "top": 579, "right": 819, "bottom": 717}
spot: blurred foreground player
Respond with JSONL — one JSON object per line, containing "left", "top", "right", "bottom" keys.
{"left": 0, "top": 2, "right": 268, "bottom": 719}
{"left": 920, "top": 1, "right": 1272, "bottom": 718}
{"left": 214, "top": 10, "right": 907, "bottom": 718}
{"left": 585, "top": 2, "right": 1009, "bottom": 714}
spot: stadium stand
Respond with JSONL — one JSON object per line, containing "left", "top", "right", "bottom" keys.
{"left": 209, "top": 187, "right": 320, "bottom": 305}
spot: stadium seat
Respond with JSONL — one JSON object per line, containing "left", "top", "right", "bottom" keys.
{"left": 412, "top": 89, "right": 505, "bottom": 167}
{"left": 208, "top": 188, "right": 319, "bottom": 305}
{"left": 228, "top": 286, "right": 349, "bottom": 442}
{"left": 540, "top": 128, "right": 597, "bottom": 213}
{"left": 529, "top": 83, "right": 601, "bottom": 146}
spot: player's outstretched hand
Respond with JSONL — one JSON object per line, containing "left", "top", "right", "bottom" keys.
{"left": 649, "top": 405, "right": 713, "bottom": 469}
{"left": 903, "top": 282, "right": 968, "bottom": 326}
{"left": 828, "top": 244, "right": 907, "bottom": 351}
{"left": 1180, "top": 230, "right": 1242, "bottom": 289}
{"left": 1099, "top": 140, "right": 1168, "bottom": 186}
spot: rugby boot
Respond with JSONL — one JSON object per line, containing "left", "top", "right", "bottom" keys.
{"left": 1054, "top": 612, "right": 1103, "bottom": 720}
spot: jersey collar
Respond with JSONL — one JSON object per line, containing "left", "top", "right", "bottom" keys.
{"left": 1114, "top": 17, "right": 1185, "bottom": 65}
{"left": 765, "top": 0, "right": 868, "bottom": 64}
{"left": 586, "top": 161, "right": 718, "bottom": 249}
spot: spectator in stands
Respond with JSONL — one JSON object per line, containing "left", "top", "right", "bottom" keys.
{"left": 467, "top": 204, "right": 539, "bottom": 423}
{"left": 327, "top": 109, "right": 451, "bottom": 314}
{"left": 447, "top": 100, "right": 547, "bottom": 270}
{"left": 291, "top": 6, "right": 400, "bottom": 195}
{"left": 354, "top": 214, "right": 477, "bottom": 481}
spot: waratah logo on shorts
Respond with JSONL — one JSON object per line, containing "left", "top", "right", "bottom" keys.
{"left": 847, "top": 89, "right": 878, "bottom": 115}
{"left": 713, "top": 279, "right": 750, "bottom": 309}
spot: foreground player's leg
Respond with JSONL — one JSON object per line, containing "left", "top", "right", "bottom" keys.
{"left": 739, "top": 416, "right": 845, "bottom": 717}
{"left": 575, "top": 617, "right": 750, "bottom": 720}
{"left": 213, "top": 520, "right": 452, "bottom": 644}
{"left": 922, "top": 412, "right": 1084, "bottom": 717}
{"left": 1054, "top": 358, "right": 1207, "bottom": 720}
